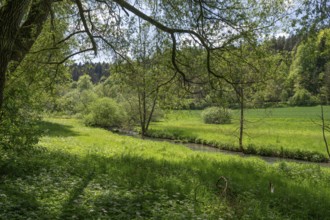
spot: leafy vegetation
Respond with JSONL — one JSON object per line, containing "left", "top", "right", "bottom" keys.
{"left": 289, "top": 29, "right": 330, "bottom": 105}
{"left": 83, "top": 97, "right": 127, "bottom": 128}
{"left": 1, "top": 118, "right": 330, "bottom": 219}
{"left": 202, "top": 107, "right": 232, "bottom": 124}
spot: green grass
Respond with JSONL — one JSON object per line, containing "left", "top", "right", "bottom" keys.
{"left": 148, "top": 106, "right": 330, "bottom": 160}
{"left": 1, "top": 117, "right": 330, "bottom": 219}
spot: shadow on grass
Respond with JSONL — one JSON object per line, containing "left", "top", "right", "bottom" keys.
{"left": 0, "top": 184, "right": 41, "bottom": 219}
{"left": 59, "top": 166, "right": 95, "bottom": 219}
{"left": 0, "top": 147, "right": 329, "bottom": 219}
{"left": 38, "top": 121, "right": 79, "bottom": 137}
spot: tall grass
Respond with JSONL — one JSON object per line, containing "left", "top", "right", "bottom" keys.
{"left": 0, "top": 117, "right": 330, "bottom": 219}
{"left": 148, "top": 106, "right": 330, "bottom": 161}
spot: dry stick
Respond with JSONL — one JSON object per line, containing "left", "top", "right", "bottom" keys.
{"left": 321, "top": 105, "right": 330, "bottom": 159}
{"left": 216, "top": 176, "right": 228, "bottom": 197}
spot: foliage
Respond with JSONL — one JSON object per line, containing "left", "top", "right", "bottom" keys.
{"left": 288, "top": 89, "right": 320, "bottom": 106}
{"left": 57, "top": 75, "right": 97, "bottom": 115}
{"left": 293, "top": 0, "right": 330, "bottom": 33}
{"left": 110, "top": 41, "right": 174, "bottom": 135}
{"left": 83, "top": 97, "right": 127, "bottom": 128}
{"left": 202, "top": 107, "right": 232, "bottom": 124}
{"left": 289, "top": 29, "right": 330, "bottom": 104}
{"left": 0, "top": 96, "right": 41, "bottom": 151}
{"left": 0, "top": 7, "right": 70, "bottom": 149}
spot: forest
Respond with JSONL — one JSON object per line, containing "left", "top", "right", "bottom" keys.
{"left": 0, "top": 0, "right": 330, "bottom": 219}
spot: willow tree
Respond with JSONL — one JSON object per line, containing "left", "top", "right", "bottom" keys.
{"left": 0, "top": 0, "right": 292, "bottom": 110}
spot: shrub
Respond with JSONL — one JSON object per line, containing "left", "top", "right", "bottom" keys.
{"left": 0, "top": 88, "right": 42, "bottom": 151}
{"left": 84, "top": 98, "right": 127, "bottom": 128}
{"left": 289, "top": 89, "right": 319, "bottom": 106}
{"left": 201, "top": 107, "right": 232, "bottom": 124}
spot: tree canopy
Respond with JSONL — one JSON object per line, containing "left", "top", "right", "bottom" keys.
{"left": 1, "top": 0, "right": 327, "bottom": 96}
{"left": 0, "top": 0, "right": 299, "bottom": 108}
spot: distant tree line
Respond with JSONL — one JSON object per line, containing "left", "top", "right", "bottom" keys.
{"left": 71, "top": 62, "right": 111, "bottom": 83}
{"left": 270, "top": 35, "right": 301, "bottom": 52}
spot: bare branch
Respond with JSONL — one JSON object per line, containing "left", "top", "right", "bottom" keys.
{"left": 93, "top": 35, "right": 132, "bottom": 64}
{"left": 39, "top": 48, "right": 94, "bottom": 65}
{"left": 56, "top": 30, "right": 86, "bottom": 45}
{"left": 74, "top": 0, "right": 98, "bottom": 55}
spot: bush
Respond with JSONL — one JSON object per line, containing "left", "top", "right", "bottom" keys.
{"left": 289, "top": 89, "right": 319, "bottom": 106}
{"left": 0, "top": 87, "right": 42, "bottom": 151}
{"left": 84, "top": 98, "right": 127, "bottom": 128}
{"left": 201, "top": 107, "right": 232, "bottom": 124}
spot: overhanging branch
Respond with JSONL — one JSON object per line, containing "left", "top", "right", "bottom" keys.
{"left": 74, "top": 0, "right": 98, "bottom": 55}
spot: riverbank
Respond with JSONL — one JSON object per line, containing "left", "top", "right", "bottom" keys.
{"left": 147, "top": 108, "right": 330, "bottom": 163}
{"left": 113, "top": 129, "right": 330, "bottom": 167}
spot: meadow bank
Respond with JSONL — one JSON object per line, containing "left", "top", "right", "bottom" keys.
{"left": 147, "top": 106, "right": 330, "bottom": 162}
{"left": 1, "top": 117, "right": 330, "bottom": 219}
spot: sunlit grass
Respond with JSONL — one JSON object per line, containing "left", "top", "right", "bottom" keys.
{"left": 0, "top": 117, "right": 330, "bottom": 219}
{"left": 149, "top": 106, "right": 330, "bottom": 155}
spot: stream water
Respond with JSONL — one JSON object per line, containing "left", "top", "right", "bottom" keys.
{"left": 114, "top": 130, "right": 330, "bottom": 168}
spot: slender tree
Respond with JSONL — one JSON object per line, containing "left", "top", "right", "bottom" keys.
{"left": 320, "top": 105, "right": 330, "bottom": 158}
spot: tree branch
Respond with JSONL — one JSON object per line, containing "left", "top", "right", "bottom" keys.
{"left": 74, "top": 0, "right": 98, "bottom": 55}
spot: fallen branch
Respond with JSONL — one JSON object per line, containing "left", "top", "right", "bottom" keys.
{"left": 216, "top": 176, "right": 228, "bottom": 197}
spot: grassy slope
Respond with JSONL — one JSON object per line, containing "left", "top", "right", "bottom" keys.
{"left": 0, "top": 118, "right": 330, "bottom": 219}
{"left": 149, "top": 106, "right": 330, "bottom": 155}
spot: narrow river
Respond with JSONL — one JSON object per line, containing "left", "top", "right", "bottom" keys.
{"left": 116, "top": 130, "right": 330, "bottom": 168}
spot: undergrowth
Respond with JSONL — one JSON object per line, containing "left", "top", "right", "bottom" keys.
{"left": 0, "top": 118, "right": 329, "bottom": 219}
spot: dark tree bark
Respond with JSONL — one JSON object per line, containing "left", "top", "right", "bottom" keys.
{"left": 0, "top": 0, "right": 31, "bottom": 108}
{"left": 0, "top": 0, "right": 52, "bottom": 108}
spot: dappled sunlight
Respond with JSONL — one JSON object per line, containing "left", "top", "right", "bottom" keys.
{"left": 1, "top": 118, "right": 330, "bottom": 218}
{"left": 1, "top": 141, "right": 330, "bottom": 219}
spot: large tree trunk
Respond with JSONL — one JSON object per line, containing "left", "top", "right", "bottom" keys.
{"left": 0, "top": 0, "right": 31, "bottom": 108}
{"left": 0, "top": 53, "right": 10, "bottom": 108}
{"left": 0, "top": 0, "right": 52, "bottom": 109}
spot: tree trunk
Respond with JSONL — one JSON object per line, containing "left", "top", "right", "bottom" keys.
{"left": 0, "top": 0, "right": 52, "bottom": 109}
{"left": 145, "top": 89, "right": 159, "bottom": 133}
{"left": 0, "top": 0, "right": 31, "bottom": 108}
{"left": 321, "top": 105, "right": 330, "bottom": 158}
{"left": 141, "top": 90, "right": 147, "bottom": 138}
{"left": 0, "top": 53, "right": 10, "bottom": 108}
{"left": 239, "top": 87, "right": 244, "bottom": 152}
{"left": 138, "top": 94, "right": 145, "bottom": 138}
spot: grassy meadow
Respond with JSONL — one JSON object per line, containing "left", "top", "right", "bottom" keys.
{"left": 0, "top": 117, "right": 330, "bottom": 219}
{"left": 148, "top": 106, "right": 330, "bottom": 161}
